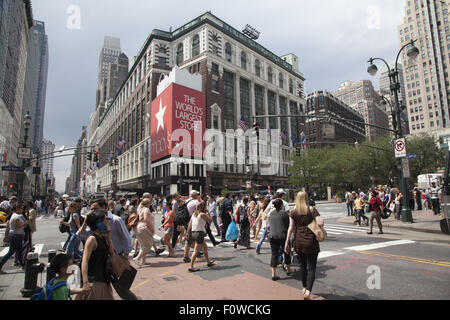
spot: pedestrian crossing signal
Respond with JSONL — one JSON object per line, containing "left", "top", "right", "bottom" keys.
{"left": 93, "top": 152, "right": 99, "bottom": 163}
{"left": 87, "top": 152, "right": 92, "bottom": 161}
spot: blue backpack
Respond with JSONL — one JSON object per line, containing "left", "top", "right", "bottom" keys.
{"left": 30, "top": 278, "right": 69, "bottom": 300}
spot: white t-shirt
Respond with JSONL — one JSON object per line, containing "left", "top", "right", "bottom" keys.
{"left": 186, "top": 199, "right": 200, "bottom": 217}
{"left": 191, "top": 213, "right": 206, "bottom": 232}
{"left": 9, "top": 213, "right": 25, "bottom": 235}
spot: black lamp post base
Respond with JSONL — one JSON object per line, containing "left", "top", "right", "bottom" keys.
{"left": 401, "top": 208, "right": 414, "bottom": 223}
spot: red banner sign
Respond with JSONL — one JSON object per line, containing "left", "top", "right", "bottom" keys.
{"left": 150, "top": 83, "right": 205, "bottom": 162}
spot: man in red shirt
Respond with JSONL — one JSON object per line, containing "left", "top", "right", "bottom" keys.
{"left": 367, "top": 190, "right": 384, "bottom": 235}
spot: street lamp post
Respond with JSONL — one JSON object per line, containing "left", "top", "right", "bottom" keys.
{"left": 367, "top": 39, "right": 419, "bottom": 223}
{"left": 17, "top": 112, "right": 32, "bottom": 204}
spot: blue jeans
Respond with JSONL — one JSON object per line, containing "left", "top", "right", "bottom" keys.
{"left": 356, "top": 209, "right": 368, "bottom": 225}
{"left": 256, "top": 227, "right": 268, "bottom": 252}
{"left": 347, "top": 203, "right": 353, "bottom": 216}
{"left": 66, "top": 231, "right": 83, "bottom": 257}
{"left": 211, "top": 215, "right": 220, "bottom": 236}
{"left": 0, "top": 234, "right": 24, "bottom": 269}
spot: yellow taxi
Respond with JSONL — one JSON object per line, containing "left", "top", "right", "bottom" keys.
{"left": 0, "top": 211, "right": 7, "bottom": 225}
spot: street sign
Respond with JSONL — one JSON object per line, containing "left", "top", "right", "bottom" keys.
{"left": 407, "top": 153, "right": 418, "bottom": 159}
{"left": 1, "top": 165, "right": 22, "bottom": 172}
{"left": 394, "top": 138, "right": 407, "bottom": 158}
{"left": 17, "top": 147, "right": 31, "bottom": 159}
{"left": 402, "top": 158, "right": 410, "bottom": 178}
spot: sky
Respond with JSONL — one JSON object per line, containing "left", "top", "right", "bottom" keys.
{"left": 32, "top": 0, "right": 405, "bottom": 192}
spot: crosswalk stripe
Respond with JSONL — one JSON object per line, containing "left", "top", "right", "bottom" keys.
{"left": 34, "top": 244, "right": 44, "bottom": 256}
{"left": 318, "top": 251, "right": 346, "bottom": 259}
{"left": 325, "top": 231, "right": 343, "bottom": 235}
{"left": 326, "top": 224, "right": 370, "bottom": 231}
{"left": 343, "top": 240, "right": 416, "bottom": 251}
{"left": 0, "top": 247, "right": 8, "bottom": 258}
{"left": 324, "top": 227, "right": 354, "bottom": 234}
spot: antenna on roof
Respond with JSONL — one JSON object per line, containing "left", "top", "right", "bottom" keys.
{"left": 242, "top": 24, "right": 260, "bottom": 40}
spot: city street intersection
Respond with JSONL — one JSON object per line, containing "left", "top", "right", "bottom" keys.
{"left": 1, "top": 202, "right": 449, "bottom": 300}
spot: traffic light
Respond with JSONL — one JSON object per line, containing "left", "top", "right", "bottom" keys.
{"left": 114, "top": 157, "right": 119, "bottom": 166}
{"left": 93, "top": 152, "right": 99, "bottom": 162}
{"left": 87, "top": 152, "right": 92, "bottom": 161}
{"left": 8, "top": 183, "right": 16, "bottom": 192}
{"left": 253, "top": 122, "right": 260, "bottom": 138}
{"left": 296, "top": 146, "right": 301, "bottom": 157}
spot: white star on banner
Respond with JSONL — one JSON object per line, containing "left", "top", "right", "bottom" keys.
{"left": 155, "top": 99, "right": 167, "bottom": 133}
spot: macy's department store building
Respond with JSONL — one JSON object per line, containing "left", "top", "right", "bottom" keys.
{"left": 95, "top": 12, "right": 306, "bottom": 196}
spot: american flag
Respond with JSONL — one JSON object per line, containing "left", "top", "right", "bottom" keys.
{"left": 301, "top": 132, "right": 307, "bottom": 146}
{"left": 280, "top": 130, "right": 287, "bottom": 141}
{"left": 239, "top": 117, "right": 247, "bottom": 130}
{"left": 291, "top": 134, "right": 298, "bottom": 145}
{"left": 118, "top": 137, "right": 125, "bottom": 148}
{"left": 106, "top": 150, "right": 113, "bottom": 161}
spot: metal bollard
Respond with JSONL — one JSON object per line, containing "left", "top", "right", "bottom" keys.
{"left": 46, "top": 249, "right": 57, "bottom": 284}
{"left": 21, "top": 252, "right": 45, "bottom": 298}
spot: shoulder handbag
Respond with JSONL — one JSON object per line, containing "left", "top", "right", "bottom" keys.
{"left": 127, "top": 211, "right": 139, "bottom": 229}
{"left": 307, "top": 209, "right": 327, "bottom": 242}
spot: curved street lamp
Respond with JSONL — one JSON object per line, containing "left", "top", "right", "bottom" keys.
{"left": 366, "top": 39, "right": 419, "bottom": 223}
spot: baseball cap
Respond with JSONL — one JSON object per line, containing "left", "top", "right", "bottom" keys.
{"left": 276, "top": 189, "right": 286, "bottom": 195}
{"left": 190, "top": 190, "right": 199, "bottom": 197}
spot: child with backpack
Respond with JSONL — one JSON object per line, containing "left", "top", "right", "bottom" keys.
{"left": 32, "top": 253, "right": 90, "bottom": 300}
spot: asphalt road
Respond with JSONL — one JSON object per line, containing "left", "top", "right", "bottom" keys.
{"left": 1, "top": 202, "right": 449, "bottom": 300}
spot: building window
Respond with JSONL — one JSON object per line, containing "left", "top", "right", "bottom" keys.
{"left": 289, "top": 79, "right": 294, "bottom": 94}
{"left": 268, "top": 91, "right": 278, "bottom": 129}
{"left": 268, "top": 67, "right": 273, "bottom": 83}
{"left": 225, "top": 43, "right": 232, "bottom": 62}
{"left": 192, "top": 35, "right": 200, "bottom": 57}
{"left": 255, "top": 84, "right": 265, "bottom": 120}
{"left": 241, "top": 51, "right": 247, "bottom": 70}
{"left": 240, "top": 78, "right": 251, "bottom": 128}
{"left": 213, "top": 115, "right": 219, "bottom": 129}
{"left": 157, "top": 56, "right": 168, "bottom": 68}
{"left": 279, "top": 73, "right": 284, "bottom": 89}
{"left": 176, "top": 43, "right": 183, "bottom": 66}
{"left": 211, "top": 63, "right": 219, "bottom": 92}
{"left": 255, "top": 59, "right": 261, "bottom": 77}
{"left": 224, "top": 71, "right": 235, "bottom": 129}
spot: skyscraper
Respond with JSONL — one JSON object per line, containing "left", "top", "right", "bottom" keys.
{"left": 40, "top": 138, "right": 55, "bottom": 187}
{"left": 96, "top": 36, "right": 121, "bottom": 109}
{"left": 398, "top": 0, "right": 450, "bottom": 139}
{"left": 0, "top": 0, "right": 34, "bottom": 196}
{"left": 334, "top": 80, "right": 390, "bottom": 141}
{"left": 31, "top": 20, "right": 49, "bottom": 154}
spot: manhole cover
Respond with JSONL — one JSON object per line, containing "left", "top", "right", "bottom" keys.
{"left": 163, "top": 276, "right": 178, "bottom": 282}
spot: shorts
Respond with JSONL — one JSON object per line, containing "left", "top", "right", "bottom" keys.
{"left": 188, "top": 231, "right": 205, "bottom": 245}
{"left": 164, "top": 227, "right": 174, "bottom": 234}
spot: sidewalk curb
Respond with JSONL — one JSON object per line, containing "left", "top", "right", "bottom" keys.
{"left": 337, "top": 219, "right": 443, "bottom": 235}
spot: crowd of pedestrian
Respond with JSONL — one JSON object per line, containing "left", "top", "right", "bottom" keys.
{"left": 6, "top": 179, "right": 444, "bottom": 300}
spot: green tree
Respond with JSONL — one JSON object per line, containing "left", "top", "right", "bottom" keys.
{"left": 406, "top": 133, "right": 446, "bottom": 183}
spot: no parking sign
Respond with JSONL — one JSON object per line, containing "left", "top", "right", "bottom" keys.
{"left": 394, "top": 138, "right": 407, "bottom": 158}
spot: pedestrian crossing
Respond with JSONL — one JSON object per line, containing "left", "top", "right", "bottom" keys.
{"left": 0, "top": 223, "right": 370, "bottom": 260}
{"left": 0, "top": 243, "right": 44, "bottom": 259}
